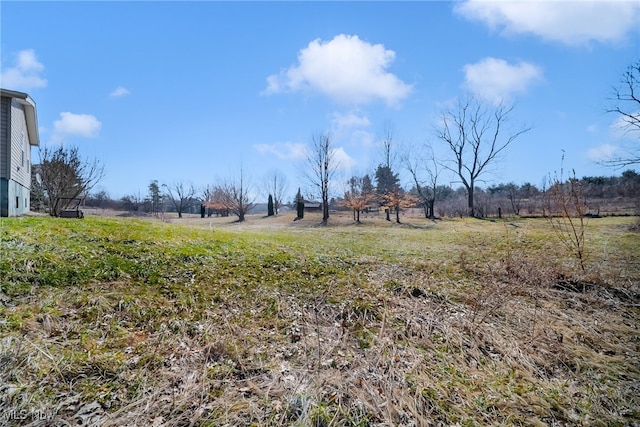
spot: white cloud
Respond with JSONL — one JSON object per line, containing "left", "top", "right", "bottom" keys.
{"left": 462, "top": 57, "right": 543, "bottom": 103}
{"left": 263, "top": 34, "right": 412, "bottom": 106}
{"left": 455, "top": 0, "right": 640, "bottom": 45}
{"left": 254, "top": 141, "right": 356, "bottom": 171}
{"left": 254, "top": 142, "right": 307, "bottom": 160}
{"left": 331, "top": 111, "right": 371, "bottom": 131}
{"left": 350, "top": 129, "right": 375, "bottom": 147}
{"left": 0, "top": 49, "right": 47, "bottom": 90}
{"left": 51, "top": 112, "right": 102, "bottom": 144}
{"left": 109, "top": 86, "right": 130, "bottom": 98}
{"left": 331, "top": 146, "right": 357, "bottom": 171}
{"left": 587, "top": 143, "right": 620, "bottom": 162}
{"left": 328, "top": 111, "right": 376, "bottom": 149}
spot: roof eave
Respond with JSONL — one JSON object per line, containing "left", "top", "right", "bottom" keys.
{"left": 23, "top": 96, "right": 40, "bottom": 147}
{"left": 0, "top": 89, "right": 40, "bottom": 147}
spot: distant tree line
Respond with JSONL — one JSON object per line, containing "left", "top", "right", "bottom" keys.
{"left": 332, "top": 168, "right": 640, "bottom": 220}
{"left": 78, "top": 169, "right": 639, "bottom": 220}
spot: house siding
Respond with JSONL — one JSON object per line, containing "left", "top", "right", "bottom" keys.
{"left": 0, "top": 96, "right": 9, "bottom": 179}
{"left": 10, "top": 98, "right": 30, "bottom": 189}
{"left": 0, "top": 92, "right": 36, "bottom": 216}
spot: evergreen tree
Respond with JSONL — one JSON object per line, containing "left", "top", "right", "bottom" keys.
{"left": 267, "top": 194, "right": 275, "bottom": 216}
{"left": 375, "top": 165, "right": 415, "bottom": 223}
{"left": 375, "top": 166, "right": 401, "bottom": 198}
{"left": 295, "top": 187, "right": 304, "bottom": 220}
{"left": 148, "top": 180, "right": 162, "bottom": 215}
{"left": 375, "top": 165, "right": 401, "bottom": 221}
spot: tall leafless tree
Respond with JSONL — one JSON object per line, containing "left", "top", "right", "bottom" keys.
{"left": 163, "top": 181, "right": 196, "bottom": 218}
{"left": 378, "top": 122, "right": 397, "bottom": 170}
{"left": 305, "top": 132, "right": 337, "bottom": 224}
{"left": 263, "top": 170, "right": 288, "bottom": 215}
{"left": 437, "top": 97, "right": 530, "bottom": 217}
{"left": 404, "top": 145, "right": 441, "bottom": 219}
{"left": 604, "top": 60, "right": 640, "bottom": 167}
{"left": 36, "top": 145, "right": 104, "bottom": 216}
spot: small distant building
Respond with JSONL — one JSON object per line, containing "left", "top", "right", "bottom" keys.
{"left": 1, "top": 89, "right": 40, "bottom": 217}
{"left": 304, "top": 200, "right": 322, "bottom": 212}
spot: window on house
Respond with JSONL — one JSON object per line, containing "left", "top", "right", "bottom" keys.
{"left": 16, "top": 197, "right": 19, "bottom": 209}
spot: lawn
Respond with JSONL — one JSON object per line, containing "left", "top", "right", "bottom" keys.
{"left": 0, "top": 213, "right": 639, "bottom": 426}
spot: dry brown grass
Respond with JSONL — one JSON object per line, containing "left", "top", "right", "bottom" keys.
{"left": 1, "top": 214, "right": 638, "bottom": 426}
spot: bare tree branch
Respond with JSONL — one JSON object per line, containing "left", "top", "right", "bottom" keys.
{"left": 304, "top": 132, "right": 337, "bottom": 224}
{"left": 404, "top": 145, "right": 441, "bottom": 219}
{"left": 602, "top": 60, "right": 640, "bottom": 167}
{"left": 37, "top": 145, "right": 105, "bottom": 216}
{"left": 263, "top": 171, "right": 288, "bottom": 215}
{"left": 437, "top": 96, "right": 530, "bottom": 217}
{"left": 215, "top": 167, "right": 255, "bottom": 222}
{"left": 163, "top": 181, "right": 196, "bottom": 218}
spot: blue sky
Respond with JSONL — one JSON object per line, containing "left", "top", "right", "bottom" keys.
{"left": 2, "top": 1, "right": 639, "bottom": 200}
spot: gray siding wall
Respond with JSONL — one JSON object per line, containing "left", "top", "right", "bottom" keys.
{"left": 7, "top": 179, "right": 30, "bottom": 216}
{"left": 0, "top": 96, "right": 33, "bottom": 216}
{"left": 10, "top": 98, "right": 31, "bottom": 188}
{"left": 0, "top": 96, "right": 9, "bottom": 179}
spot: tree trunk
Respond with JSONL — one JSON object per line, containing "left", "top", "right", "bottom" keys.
{"left": 467, "top": 184, "right": 475, "bottom": 217}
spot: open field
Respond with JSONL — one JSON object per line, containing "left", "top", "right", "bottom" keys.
{"left": 1, "top": 213, "right": 639, "bottom": 426}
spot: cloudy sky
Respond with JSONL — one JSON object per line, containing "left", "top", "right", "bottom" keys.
{"left": 1, "top": 1, "right": 638, "bottom": 199}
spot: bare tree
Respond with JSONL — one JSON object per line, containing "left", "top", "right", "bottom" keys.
{"left": 90, "top": 189, "right": 110, "bottom": 210}
{"left": 163, "top": 181, "right": 196, "bottom": 218}
{"left": 203, "top": 185, "right": 229, "bottom": 217}
{"left": 378, "top": 122, "right": 397, "bottom": 170}
{"left": 404, "top": 145, "right": 441, "bottom": 219}
{"left": 263, "top": 171, "right": 288, "bottom": 215}
{"left": 120, "top": 193, "right": 142, "bottom": 212}
{"left": 37, "top": 145, "right": 104, "bottom": 216}
{"left": 217, "top": 167, "right": 255, "bottom": 222}
{"left": 437, "top": 97, "right": 530, "bottom": 217}
{"left": 305, "top": 132, "right": 337, "bottom": 224}
{"left": 505, "top": 183, "right": 523, "bottom": 216}
{"left": 604, "top": 60, "right": 640, "bottom": 167}
{"left": 543, "top": 156, "right": 590, "bottom": 274}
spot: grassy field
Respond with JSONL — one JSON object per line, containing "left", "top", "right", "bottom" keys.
{"left": 1, "top": 212, "right": 639, "bottom": 426}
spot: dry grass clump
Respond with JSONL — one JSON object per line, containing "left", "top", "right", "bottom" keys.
{"left": 0, "top": 215, "right": 638, "bottom": 426}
